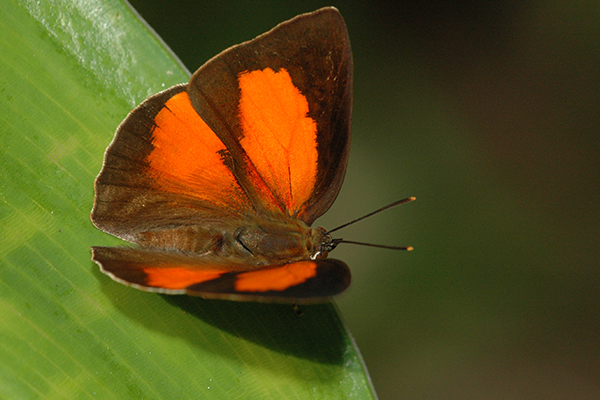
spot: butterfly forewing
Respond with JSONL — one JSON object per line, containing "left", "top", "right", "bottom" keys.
{"left": 91, "top": 86, "right": 255, "bottom": 243}
{"left": 186, "top": 8, "right": 352, "bottom": 224}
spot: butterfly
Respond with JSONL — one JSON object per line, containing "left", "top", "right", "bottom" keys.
{"left": 91, "top": 7, "right": 411, "bottom": 303}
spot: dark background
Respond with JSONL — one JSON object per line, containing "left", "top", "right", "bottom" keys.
{"left": 127, "top": 0, "right": 600, "bottom": 398}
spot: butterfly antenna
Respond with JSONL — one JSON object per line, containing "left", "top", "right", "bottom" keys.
{"left": 327, "top": 196, "right": 416, "bottom": 251}
{"left": 328, "top": 197, "right": 415, "bottom": 234}
{"left": 331, "top": 238, "right": 413, "bottom": 251}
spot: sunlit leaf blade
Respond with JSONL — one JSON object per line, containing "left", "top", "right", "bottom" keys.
{"left": 0, "top": 0, "right": 376, "bottom": 398}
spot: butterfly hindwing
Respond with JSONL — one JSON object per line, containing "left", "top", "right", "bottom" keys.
{"left": 92, "top": 247, "right": 350, "bottom": 302}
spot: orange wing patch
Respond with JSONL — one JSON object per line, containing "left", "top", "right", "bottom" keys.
{"left": 144, "top": 266, "right": 228, "bottom": 290}
{"left": 147, "top": 92, "right": 250, "bottom": 212}
{"left": 238, "top": 68, "right": 318, "bottom": 216}
{"left": 234, "top": 261, "right": 318, "bottom": 292}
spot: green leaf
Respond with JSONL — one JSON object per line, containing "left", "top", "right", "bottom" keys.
{"left": 0, "top": 0, "right": 376, "bottom": 398}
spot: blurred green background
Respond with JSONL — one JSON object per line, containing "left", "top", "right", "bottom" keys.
{"left": 126, "top": 0, "right": 599, "bottom": 398}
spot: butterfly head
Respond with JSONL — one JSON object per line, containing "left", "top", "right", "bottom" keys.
{"left": 309, "top": 227, "right": 341, "bottom": 260}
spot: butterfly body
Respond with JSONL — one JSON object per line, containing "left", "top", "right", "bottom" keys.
{"left": 133, "top": 215, "right": 332, "bottom": 265}
{"left": 92, "top": 8, "right": 353, "bottom": 302}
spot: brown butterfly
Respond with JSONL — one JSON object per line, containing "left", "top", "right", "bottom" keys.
{"left": 91, "top": 7, "right": 412, "bottom": 303}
